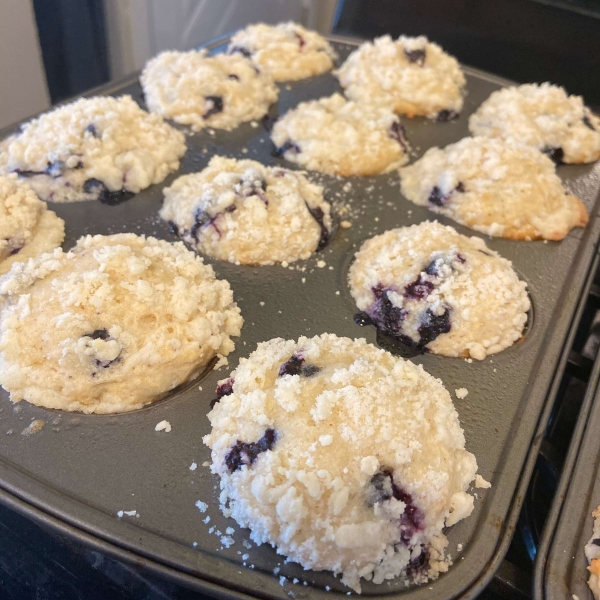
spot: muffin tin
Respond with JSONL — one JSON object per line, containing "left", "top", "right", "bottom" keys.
{"left": 0, "top": 33, "right": 600, "bottom": 600}
{"left": 534, "top": 305, "right": 600, "bottom": 600}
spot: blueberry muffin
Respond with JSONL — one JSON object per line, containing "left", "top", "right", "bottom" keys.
{"left": 0, "top": 233, "right": 243, "bottom": 413}
{"left": 270, "top": 93, "right": 409, "bottom": 176}
{"left": 0, "top": 96, "right": 186, "bottom": 203}
{"left": 161, "top": 156, "right": 332, "bottom": 265}
{"left": 399, "top": 137, "right": 587, "bottom": 240}
{"left": 586, "top": 506, "right": 600, "bottom": 600}
{"left": 141, "top": 50, "right": 279, "bottom": 132}
{"left": 468, "top": 83, "right": 600, "bottom": 164}
{"left": 204, "top": 333, "right": 483, "bottom": 591}
{"left": 348, "top": 221, "right": 530, "bottom": 360}
{"left": 0, "top": 175, "right": 64, "bottom": 275}
{"left": 227, "top": 22, "right": 337, "bottom": 81}
{"left": 336, "top": 35, "right": 466, "bottom": 120}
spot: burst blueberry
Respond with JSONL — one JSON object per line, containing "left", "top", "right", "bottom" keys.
{"left": 305, "top": 203, "right": 330, "bottom": 250}
{"left": 203, "top": 95, "right": 224, "bottom": 120}
{"left": 279, "top": 353, "right": 321, "bottom": 377}
{"left": 542, "top": 146, "right": 564, "bottom": 165}
{"left": 404, "top": 48, "right": 426, "bottom": 66}
{"left": 225, "top": 428, "right": 277, "bottom": 473}
{"left": 272, "top": 140, "right": 301, "bottom": 158}
{"left": 83, "top": 178, "right": 135, "bottom": 205}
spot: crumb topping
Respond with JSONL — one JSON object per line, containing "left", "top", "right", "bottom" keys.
{"left": 0, "top": 175, "right": 64, "bottom": 274}
{"left": 399, "top": 137, "right": 588, "bottom": 240}
{"left": 204, "top": 333, "right": 480, "bottom": 591}
{"left": 336, "top": 35, "right": 465, "bottom": 119}
{"left": 270, "top": 93, "right": 409, "bottom": 176}
{"left": 227, "top": 22, "right": 337, "bottom": 81}
{"left": 348, "top": 221, "right": 530, "bottom": 360}
{"left": 160, "top": 156, "right": 332, "bottom": 265}
{"left": 0, "top": 96, "right": 186, "bottom": 203}
{"left": 0, "top": 233, "right": 243, "bottom": 413}
{"left": 469, "top": 83, "right": 600, "bottom": 164}
{"left": 141, "top": 50, "right": 279, "bottom": 131}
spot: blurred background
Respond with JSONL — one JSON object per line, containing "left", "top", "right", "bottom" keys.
{"left": 1, "top": 0, "right": 599, "bottom": 130}
{"left": 0, "top": 0, "right": 337, "bottom": 129}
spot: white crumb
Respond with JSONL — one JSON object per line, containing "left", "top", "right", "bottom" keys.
{"left": 341, "top": 220, "right": 352, "bottom": 228}
{"left": 455, "top": 388, "right": 468, "bottom": 399}
{"left": 190, "top": 462, "right": 197, "bottom": 471}
{"left": 155, "top": 420, "right": 171, "bottom": 432}
{"left": 316, "top": 260, "right": 326, "bottom": 268}
{"left": 195, "top": 500, "right": 208, "bottom": 513}
{"left": 475, "top": 474, "right": 492, "bottom": 488}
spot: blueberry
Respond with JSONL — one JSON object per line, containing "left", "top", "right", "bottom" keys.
{"left": 417, "top": 307, "right": 451, "bottom": 347}
{"left": 168, "top": 221, "right": 179, "bottom": 235}
{"left": 278, "top": 353, "right": 321, "bottom": 377}
{"left": 13, "top": 168, "right": 45, "bottom": 178}
{"left": 583, "top": 115, "right": 596, "bottom": 131}
{"left": 272, "top": 140, "right": 301, "bottom": 158}
{"left": 305, "top": 203, "right": 330, "bottom": 250}
{"left": 436, "top": 110, "right": 458, "bottom": 122}
{"left": 366, "top": 467, "right": 424, "bottom": 543}
{"left": 428, "top": 186, "right": 445, "bottom": 207}
{"left": 85, "top": 124, "right": 99, "bottom": 138}
{"left": 46, "top": 161, "right": 65, "bottom": 178}
{"left": 593, "top": 539, "right": 600, "bottom": 546}
{"left": 229, "top": 46, "right": 252, "bottom": 58}
{"left": 211, "top": 378, "right": 235, "bottom": 407}
{"left": 227, "top": 74, "right": 240, "bottom": 81}
{"left": 366, "top": 467, "right": 396, "bottom": 505}
{"left": 388, "top": 121, "right": 408, "bottom": 152}
{"left": 405, "top": 547, "right": 430, "bottom": 579}
{"left": 404, "top": 274, "right": 434, "bottom": 301}
{"left": 83, "top": 178, "right": 135, "bottom": 205}
{"left": 354, "top": 312, "right": 374, "bottom": 326}
{"left": 5, "top": 237, "right": 25, "bottom": 256}
{"left": 301, "top": 364, "right": 321, "bottom": 377}
{"left": 404, "top": 48, "right": 426, "bottom": 66}
{"left": 88, "top": 329, "right": 110, "bottom": 341}
{"left": 542, "top": 146, "right": 564, "bottom": 165}
{"left": 367, "top": 286, "right": 407, "bottom": 339}
{"left": 293, "top": 32, "right": 306, "bottom": 48}
{"left": 241, "top": 176, "right": 267, "bottom": 199}
{"left": 427, "top": 182, "right": 463, "bottom": 207}
{"left": 225, "top": 428, "right": 277, "bottom": 473}
{"left": 224, "top": 204, "right": 237, "bottom": 213}
{"left": 203, "top": 96, "right": 224, "bottom": 120}
{"left": 82, "top": 329, "right": 121, "bottom": 369}
{"left": 424, "top": 258, "right": 443, "bottom": 276}
{"left": 190, "top": 208, "right": 211, "bottom": 241}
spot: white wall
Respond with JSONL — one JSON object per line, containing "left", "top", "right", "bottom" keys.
{"left": 0, "top": 0, "right": 50, "bottom": 129}
{"left": 104, "top": 0, "right": 337, "bottom": 79}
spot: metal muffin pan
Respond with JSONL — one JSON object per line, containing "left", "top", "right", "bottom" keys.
{"left": 534, "top": 299, "right": 600, "bottom": 600}
{"left": 0, "top": 33, "right": 600, "bottom": 600}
